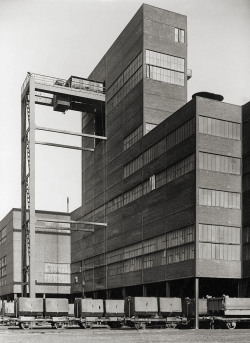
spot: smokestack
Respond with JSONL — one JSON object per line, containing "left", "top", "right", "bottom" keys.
{"left": 67, "top": 197, "right": 69, "bottom": 213}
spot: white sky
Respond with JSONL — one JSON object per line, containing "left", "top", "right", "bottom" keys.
{"left": 0, "top": 0, "right": 249, "bottom": 220}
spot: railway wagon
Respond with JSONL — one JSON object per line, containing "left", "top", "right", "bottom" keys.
{"left": 15, "top": 297, "right": 70, "bottom": 329}
{"left": 207, "top": 296, "right": 250, "bottom": 329}
{"left": 183, "top": 296, "right": 250, "bottom": 329}
{"left": 124, "top": 297, "right": 185, "bottom": 329}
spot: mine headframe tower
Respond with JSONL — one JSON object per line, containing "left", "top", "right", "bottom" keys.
{"left": 21, "top": 72, "right": 106, "bottom": 297}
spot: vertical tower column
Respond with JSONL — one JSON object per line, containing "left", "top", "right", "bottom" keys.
{"left": 28, "top": 77, "right": 36, "bottom": 298}
{"left": 21, "top": 96, "right": 27, "bottom": 296}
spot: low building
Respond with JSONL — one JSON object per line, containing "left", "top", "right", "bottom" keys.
{"left": 0, "top": 208, "right": 71, "bottom": 300}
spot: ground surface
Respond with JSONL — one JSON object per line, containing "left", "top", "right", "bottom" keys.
{"left": 1, "top": 326, "right": 250, "bottom": 343}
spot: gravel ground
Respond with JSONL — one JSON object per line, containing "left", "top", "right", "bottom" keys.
{"left": 1, "top": 327, "right": 250, "bottom": 343}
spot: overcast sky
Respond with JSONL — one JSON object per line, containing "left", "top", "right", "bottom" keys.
{"left": 0, "top": 0, "right": 249, "bottom": 220}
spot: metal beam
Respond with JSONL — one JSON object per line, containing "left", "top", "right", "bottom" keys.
{"left": 29, "top": 77, "right": 36, "bottom": 298}
{"left": 35, "top": 141, "right": 94, "bottom": 152}
{"left": 36, "top": 218, "right": 107, "bottom": 227}
{"left": 36, "top": 126, "right": 107, "bottom": 140}
{"left": 35, "top": 226, "right": 94, "bottom": 232}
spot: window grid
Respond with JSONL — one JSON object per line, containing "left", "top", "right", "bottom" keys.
{"left": 123, "top": 118, "right": 195, "bottom": 179}
{"left": 166, "top": 243, "right": 194, "bottom": 264}
{"left": 146, "top": 50, "right": 184, "bottom": 72}
{"left": 124, "top": 125, "right": 143, "bottom": 151}
{"left": 199, "top": 116, "right": 241, "bottom": 140}
{"left": 199, "top": 152, "right": 240, "bottom": 175}
{"left": 199, "top": 224, "right": 240, "bottom": 244}
{"left": 166, "top": 225, "right": 195, "bottom": 248}
{"left": 199, "top": 242, "right": 240, "bottom": 261}
{"left": 106, "top": 52, "right": 143, "bottom": 111}
{"left": 199, "top": 188, "right": 241, "bottom": 209}
{"left": 146, "top": 65, "right": 184, "bottom": 86}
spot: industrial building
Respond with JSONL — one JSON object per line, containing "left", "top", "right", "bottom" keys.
{"left": 0, "top": 209, "right": 71, "bottom": 300}
{"left": 1, "top": 3, "right": 250, "bottom": 303}
{"left": 71, "top": 4, "right": 249, "bottom": 300}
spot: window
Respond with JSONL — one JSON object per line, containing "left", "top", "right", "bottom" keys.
{"left": 0, "top": 226, "right": 6, "bottom": 245}
{"left": 146, "top": 50, "right": 185, "bottom": 86}
{"left": 0, "top": 256, "right": 7, "bottom": 278}
{"left": 199, "top": 188, "right": 241, "bottom": 209}
{"left": 199, "top": 152, "right": 240, "bottom": 175}
{"left": 175, "top": 28, "right": 185, "bottom": 43}
{"left": 199, "top": 116, "right": 240, "bottom": 140}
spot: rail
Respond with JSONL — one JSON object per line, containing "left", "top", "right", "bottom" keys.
{"left": 21, "top": 72, "right": 105, "bottom": 95}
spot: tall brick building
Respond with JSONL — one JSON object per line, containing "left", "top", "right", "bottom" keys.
{"left": 71, "top": 4, "right": 249, "bottom": 299}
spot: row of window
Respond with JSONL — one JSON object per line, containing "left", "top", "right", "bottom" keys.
{"left": 123, "top": 125, "right": 143, "bottom": 151}
{"left": 199, "top": 242, "right": 240, "bottom": 261}
{"left": 199, "top": 152, "right": 241, "bottom": 175}
{"left": 107, "top": 67, "right": 143, "bottom": 112}
{"left": 199, "top": 116, "right": 241, "bottom": 140}
{"left": 0, "top": 226, "right": 6, "bottom": 245}
{"left": 146, "top": 65, "right": 184, "bottom": 86}
{"left": 110, "top": 155, "right": 194, "bottom": 214}
{"left": 199, "top": 188, "right": 241, "bottom": 209}
{"left": 166, "top": 225, "right": 194, "bottom": 248}
{"left": 146, "top": 50, "right": 184, "bottom": 72}
{"left": 146, "top": 50, "right": 185, "bottom": 86}
{"left": 124, "top": 118, "right": 195, "bottom": 178}
{"left": 107, "top": 52, "right": 143, "bottom": 102}
{"left": 199, "top": 224, "right": 240, "bottom": 244}
{"left": 107, "top": 243, "right": 195, "bottom": 276}
{"left": 167, "top": 243, "right": 194, "bottom": 264}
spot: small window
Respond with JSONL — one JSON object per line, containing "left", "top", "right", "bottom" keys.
{"left": 175, "top": 28, "right": 185, "bottom": 43}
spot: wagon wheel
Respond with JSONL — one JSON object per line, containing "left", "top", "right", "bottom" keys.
{"left": 134, "top": 323, "right": 140, "bottom": 330}
{"left": 79, "top": 322, "right": 87, "bottom": 329}
{"left": 54, "top": 322, "right": 65, "bottom": 329}
{"left": 226, "top": 321, "right": 236, "bottom": 330}
{"left": 165, "top": 323, "right": 172, "bottom": 329}
{"left": 19, "top": 322, "right": 31, "bottom": 330}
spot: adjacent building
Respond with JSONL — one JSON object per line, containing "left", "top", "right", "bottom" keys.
{"left": 0, "top": 209, "right": 71, "bottom": 300}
